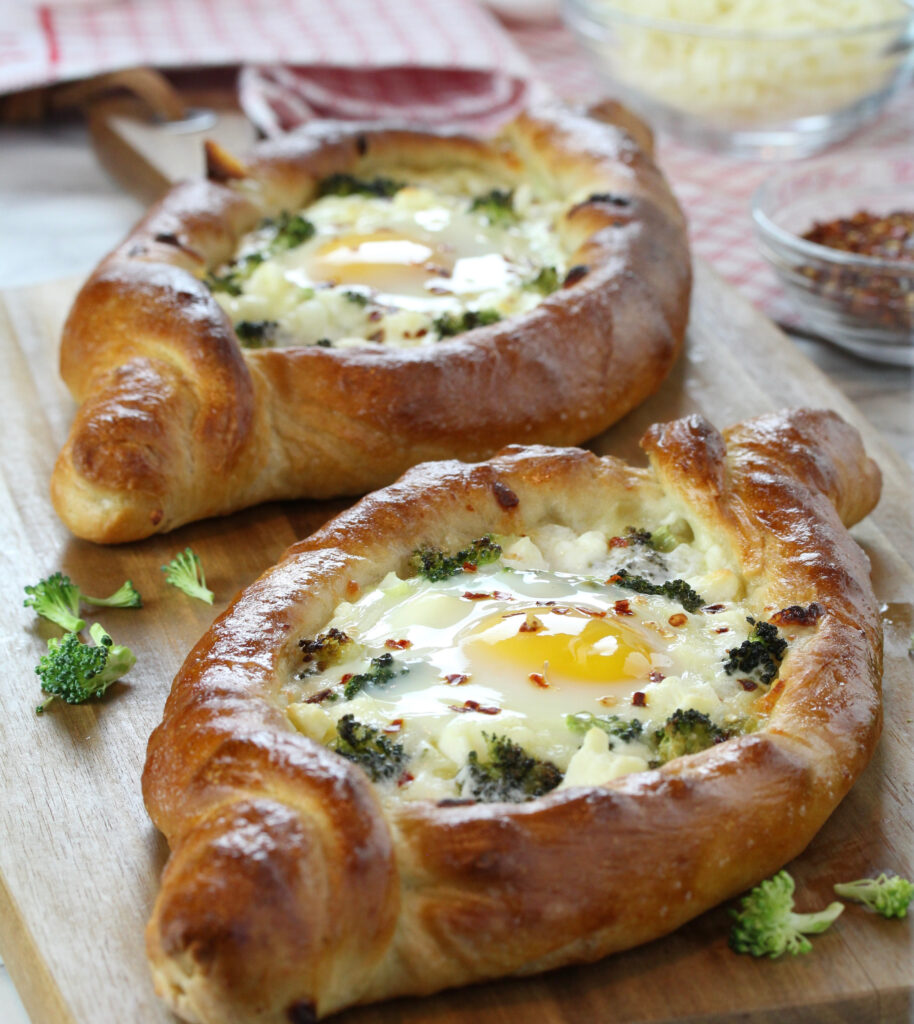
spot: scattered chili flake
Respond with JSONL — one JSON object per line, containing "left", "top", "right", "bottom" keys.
{"left": 800, "top": 210, "right": 914, "bottom": 331}
{"left": 444, "top": 673, "right": 470, "bottom": 686}
{"left": 438, "top": 797, "right": 476, "bottom": 807}
{"left": 739, "top": 678, "right": 758, "bottom": 692}
{"left": 668, "top": 613, "right": 688, "bottom": 628}
{"left": 340, "top": 673, "right": 353, "bottom": 685}
{"left": 304, "top": 688, "right": 333, "bottom": 704}
{"left": 648, "top": 670, "right": 665, "bottom": 683}
{"left": 632, "top": 691, "right": 647, "bottom": 707}
{"left": 552, "top": 605, "right": 573, "bottom": 616}
{"left": 449, "top": 700, "right": 500, "bottom": 715}
{"left": 579, "top": 605, "right": 608, "bottom": 618}
{"left": 715, "top": 627, "right": 730, "bottom": 634}
{"left": 345, "top": 580, "right": 360, "bottom": 599}
{"left": 397, "top": 771, "right": 415, "bottom": 788}
{"left": 613, "top": 599, "right": 633, "bottom": 616}
{"left": 771, "top": 602, "right": 825, "bottom": 627}
{"left": 609, "top": 535, "right": 630, "bottom": 548}
{"left": 462, "top": 590, "right": 512, "bottom": 601}
{"left": 529, "top": 672, "right": 548, "bottom": 688}
{"left": 367, "top": 329, "right": 385, "bottom": 343}
{"left": 383, "top": 719, "right": 404, "bottom": 733}
{"left": 703, "top": 603, "right": 725, "bottom": 614}
{"left": 519, "top": 611, "right": 544, "bottom": 633}
{"left": 462, "top": 562, "right": 478, "bottom": 573}
{"left": 385, "top": 638, "right": 411, "bottom": 650}
{"left": 368, "top": 309, "right": 383, "bottom": 322}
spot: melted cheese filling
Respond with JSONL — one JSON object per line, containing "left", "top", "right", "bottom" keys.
{"left": 282, "top": 523, "right": 787, "bottom": 804}
{"left": 212, "top": 170, "right": 567, "bottom": 349}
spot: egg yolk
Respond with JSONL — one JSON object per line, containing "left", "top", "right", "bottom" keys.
{"left": 307, "top": 230, "right": 455, "bottom": 294}
{"left": 460, "top": 607, "right": 654, "bottom": 688}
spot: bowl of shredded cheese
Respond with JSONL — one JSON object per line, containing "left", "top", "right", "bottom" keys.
{"left": 563, "top": 0, "right": 914, "bottom": 158}
{"left": 754, "top": 152, "right": 914, "bottom": 364}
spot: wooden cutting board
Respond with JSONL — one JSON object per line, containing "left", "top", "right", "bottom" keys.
{"left": 1, "top": 260, "right": 912, "bottom": 1024}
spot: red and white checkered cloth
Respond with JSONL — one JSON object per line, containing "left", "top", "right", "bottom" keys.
{"left": 6, "top": 2, "right": 913, "bottom": 323}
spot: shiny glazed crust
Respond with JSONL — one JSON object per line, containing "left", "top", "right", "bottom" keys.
{"left": 142, "top": 407, "right": 883, "bottom": 1024}
{"left": 51, "top": 103, "right": 690, "bottom": 543}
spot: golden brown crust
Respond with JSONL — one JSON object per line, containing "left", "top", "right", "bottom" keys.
{"left": 52, "top": 104, "right": 690, "bottom": 543}
{"left": 142, "top": 407, "right": 882, "bottom": 1023}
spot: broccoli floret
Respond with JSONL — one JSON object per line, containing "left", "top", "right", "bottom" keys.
{"left": 566, "top": 711, "right": 643, "bottom": 744}
{"left": 24, "top": 572, "right": 142, "bottom": 632}
{"left": 332, "top": 714, "right": 407, "bottom": 781}
{"left": 35, "top": 622, "right": 136, "bottom": 714}
{"left": 299, "top": 627, "right": 353, "bottom": 676}
{"left": 609, "top": 569, "right": 705, "bottom": 613}
{"left": 527, "top": 266, "right": 559, "bottom": 295}
{"left": 432, "top": 308, "right": 502, "bottom": 338}
{"left": 469, "top": 188, "right": 518, "bottom": 227}
{"left": 204, "top": 213, "right": 313, "bottom": 296}
{"left": 342, "top": 652, "right": 405, "bottom": 699}
{"left": 653, "top": 708, "right": 728, "bottom": 764}
{"left": 834, "top": 873, "right": 914, "bottom": 918}
{"left": 410, "top": 535, "right": 502, "bottom": 582}
{"left": 235, "top": 320, "right": 278, "bottom": 348}
{"left": 342, "top": 289, "right": 370, "bottom": 307}
{"left": 317, "top": 173, "right": 404, "bottom": 199}
{"left": 729, "top": 870, "right": 844, "bottom": 957}
{"left": 264, "top": 211, "right": 316, "bottom": 252}
{"left": 161, "top": 547, "right": 214, "bottom": 604}
{"left": 461, "top": 733, "right": 563, "bottom": 803}
{"left": 724, "top": 618, "right": 787, "bottom": 685}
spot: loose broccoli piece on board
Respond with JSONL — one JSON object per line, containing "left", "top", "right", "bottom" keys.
{"left": 729, "top": 871, "right": 844, "bottom": 957}
{"left": 834, "top": 873, "right": 914, "bottom": 918}
{"left": 724, "top": 618, "right": 788, "bottom": 685}
{"left": 609, "top": 569, "right": 705, "bottom": 613}
{"left": 566, "top": 711, "right": 643, "bottom": 744}
{"left": 342, "top": 652, "right": 405, "bottom": 699}
{"left": 432, "top": 308, "right": 502, "bottom": 338}
{"left": 35, "top": 622, "right": 136, "bottom": 714}
{"left": 410, "top": 535, "right": 502, "bottom": 582}
{"left": 316, "top": 173, "right": 404, "bottom": 199}
{"left": 469, "top": 188, "right": 518, "bottom": 227}
{"left": 461, "top": 734, "right": 563, "bottom": 803}
{"left": 653, "top": 708, "right": 728, "bottom": 764}
{"left": 332, "top": 714, "right": 407, "bottom": 781}
{"left": 24, "top": 572, "right": 143, "bottom": 631}
{"left": 161, "top": 547, "right": 214, "bottom": 604}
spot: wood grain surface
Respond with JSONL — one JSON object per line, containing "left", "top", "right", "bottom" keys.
{"left": 0, "top": 261, "right": 911, "bottom": 1024}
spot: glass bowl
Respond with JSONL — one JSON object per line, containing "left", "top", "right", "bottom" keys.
{"left": 562, "top": 0, "right": 914, "bottom": 158}
{"left": 753, "top": 153, "right": 914, "bottom": 366}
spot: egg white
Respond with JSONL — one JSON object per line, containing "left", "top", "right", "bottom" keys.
{"left": 212, "top": 171, "right": 567, "bottom": 349}
{"left": 284, "top": 525, "right": 775, "bottom": 803}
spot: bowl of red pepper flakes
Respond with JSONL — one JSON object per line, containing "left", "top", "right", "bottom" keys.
{"left": 753, "top": 152, "right": 914, "bottom": 365}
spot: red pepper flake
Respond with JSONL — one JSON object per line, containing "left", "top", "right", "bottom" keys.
{"left": 703, "top": 603, "right": 725, "bottom": 614}
{"left": 519, "top": 612, "right": 544, "bottom": 633}
{"left": 462, "top": 590, "right": 512, "bottom": 601}
{"left": 367, "top": 329, "right": 385, "bottom": 343}
{"left": 444, "top": 673, "right": 470, "bottom": 686}
{"left": 648, "top": 670, "right": 665, "bottom": 683}
{"left": 304, "top": 688, "right": 332, "bottom": 704}
{"left": 632, "top": 691, "right": 647, "bottom": 707}
{"left": 609, "top": 535, "right": 630, "bottom": 548}
{"left": 368, "top": 309, "right": 383, "bottom": 322}
{"left": 396, "top": 771, "right": 415, "bottom": 788}
{"left": 449, "top": 700, "right": 500, "bottom": 715}
{"left": 739, "top": 678, "right": 758, "bottom": 692}
{"left": 771, "top": 602, "right": 825, "bottom": 627}
{"left": 529, "top": 672, "right": 548, "bottom": 688}
{"left": 383, "top": 718, "right": 404, "bottom": 733}
{"left": 552, "top": 605, "right": 572, "bottom": 616}
{"left": 492, "top": 480, "right": 519, "bottom": 509}
{"left": 606, "top": 573, "right": 622, "bottom": 585}
{"left": 385, "top": 638, "right": 411, "bottom": 650}
{"left": 345, "top": 580, "right": 360, "bottom": 599}
{"left": 462, "top": 562, "right": 478, "bottom": 573}
{"left": 578, "top": 606, "right": 608, "bottom": 618}
{"left": 668, "top": 613, "right": 688, "bottom": 628}
{"left": 613, "top": 599, "right": 633, "bottom": 616}
{"left": 715, "top": 627, "right": 730, "bottom": 634}
{"left": 340, "top": 673, "right": 353, "bottom": 685}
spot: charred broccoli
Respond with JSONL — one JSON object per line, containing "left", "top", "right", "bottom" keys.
{"left": 234, "top": 319, "right": 278, "bottom": 348}
{"left": 461, "top": 733, "right": 563, "bottom": 802}
{"left": 35, "top": 622, "right": 136, "bottom": 714}
{"left": 332, "top": 714, "right": 407, "bottom": 781}
{"left": 609, "top": 569, "right": 704, "bottom": 613}
{"left": 527, "top": 266, "right": 559, "bottom": 295}
{"left": 566, "top": 711, "right": 643, "bottom": 744}
{"left": 299, "top": 627, "right": 354, "bottom": 676}
{"left": 317, "top": 173, "right": 404, "bottom": 198}
{"left": 432, "top": 308, "right": 501, "bottom": 338}
{"left": 204, "top": 212, "right": 314, "bottom": 295}
{"left": 729, "top": 870, "right": 844, "bottom": 957}
{"left": 469, "top": 188, "right": 518, "bottom": 227}
{"left": 342, "top": 652, "right": 405, "bottom": 699}
{"left": 653, "top": 709, "right": 728, "bottom": 764}
{"left": 410, "top": 535, "right": 502, "bottom": 582}
{"left": 834, "top": 873, "right": 914, "bottom": 918}
{"left": 24, "top": 571, "right": 142, "bottom": 632}
{"left": 724, "top": 618, "right": 787, "bottom": 685}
